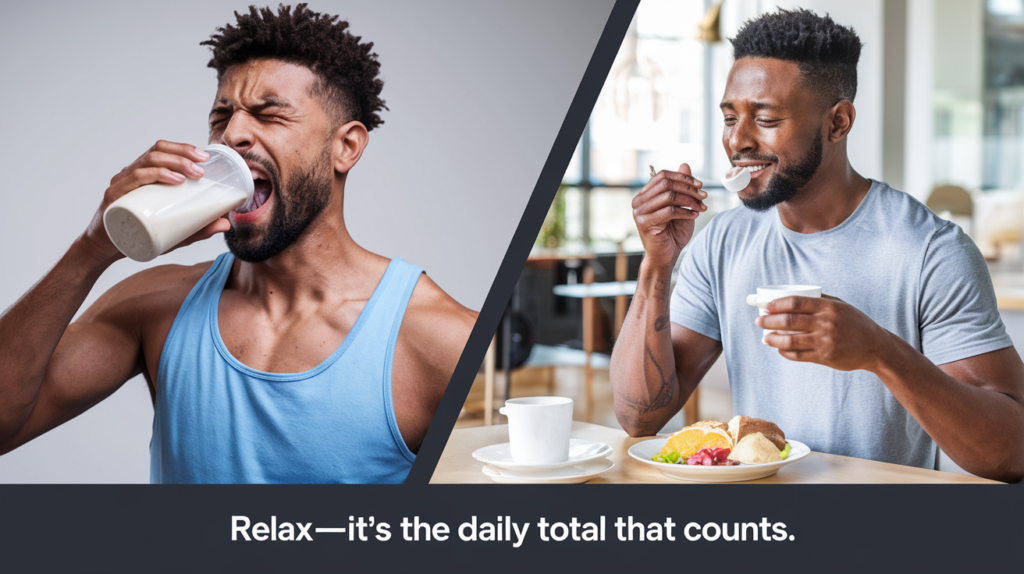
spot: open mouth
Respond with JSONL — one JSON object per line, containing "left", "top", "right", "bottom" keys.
{"left": 232, "top": 164, "right": 275, "bottom": 220}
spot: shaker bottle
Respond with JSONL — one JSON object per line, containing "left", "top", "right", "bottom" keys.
{"left": 103, "top": 144, "right": 254, "bottom": 262}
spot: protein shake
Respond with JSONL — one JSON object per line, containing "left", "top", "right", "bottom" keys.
{"left": 103, "top": 144, "right": 254, "bottom": 262}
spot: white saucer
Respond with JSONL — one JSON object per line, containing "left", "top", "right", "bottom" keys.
{"left": 481, "top": 458, "right": 615, "bottom": 484}
{"left": 472, "top": 439, "right": 613, "bottom": 473}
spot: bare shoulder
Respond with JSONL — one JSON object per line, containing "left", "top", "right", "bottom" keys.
{"left": 405, "top": 274, "right": 478, "bottom": 330}
{"left": 397, "top": 274, "right": 478, "bottom": 376}
{"left": 81, "top": 260, "right": 215, "bottom": 324}
{"left": 389, "top": 273, "right": 477, "bottom": 451}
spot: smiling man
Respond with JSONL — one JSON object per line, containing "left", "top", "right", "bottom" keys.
{"left": 0, "top": 5, "right": 476, "bottom": 483}
{"left": 610, "top": 9, "right": 1024, "bottom": 482}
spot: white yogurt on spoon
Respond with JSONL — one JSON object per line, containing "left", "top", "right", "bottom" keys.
{"left": 721, "top": 165, "right": 752, "bottom": 192}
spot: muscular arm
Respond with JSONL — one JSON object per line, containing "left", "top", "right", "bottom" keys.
{"left": 761, "top": 296, "right": 1024, "bottom": 482}
{"left": 877, "top": 341, "right": 1024, "bottom": 483}
{"left": 0, "top": 140, "right": 225, "bottom": 455}
{"left": 610, "top": 163, "right": 719, "bottom": 436}
{"left": 609, "top": 262, "right": 722, "bottom": 436}
{"left": 0, "top": 257, "right": 209, "bottom": 455}
{"left": 0, "top": 239, "right": 136, "bottom": 451}
{"left": 392, "top": 274, "right": 478, "bottom": 452}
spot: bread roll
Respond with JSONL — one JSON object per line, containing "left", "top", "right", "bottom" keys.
{"left": 728, "top": 433, "right": 783, "bottom": 464}
{"left": 728, "top": 416, "right": 786, "bottom": 450}
{"left": 690, "top": 420, "right": 729, "bottom": 433}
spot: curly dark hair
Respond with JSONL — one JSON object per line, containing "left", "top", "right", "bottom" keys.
{"left": 201, "top": 3, "right": 387, "bottom": 130}
{"left": 730, "top": 8, "right": 862, "bottom": 107}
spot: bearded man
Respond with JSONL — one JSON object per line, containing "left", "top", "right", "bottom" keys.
{"left": 0, "top": 5, "right": 476, "bottom": 483}
{"left": 609, "top": 9, "right": 1024, "bottom": 482}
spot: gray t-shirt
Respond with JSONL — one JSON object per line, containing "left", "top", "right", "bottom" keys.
{"left": 670, "top": 180, "right": 1013, "bottom": 468}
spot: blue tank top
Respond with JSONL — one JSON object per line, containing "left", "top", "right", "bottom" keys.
{"left": 150, "top": 253, "right": 422, "bottom": 483}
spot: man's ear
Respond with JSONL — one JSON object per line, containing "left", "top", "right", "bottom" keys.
{"left": 826, "top": 100, "right": 856, "bottom": 143}
{"left": 331, "top": 120, "right": 369, "bottom": 175}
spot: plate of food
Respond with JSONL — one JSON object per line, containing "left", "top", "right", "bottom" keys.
{"left": 627, "top": 416, "right": 809, "bottom": 483}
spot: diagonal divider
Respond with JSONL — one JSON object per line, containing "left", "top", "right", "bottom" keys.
{"left": 405, "top": 0, "right": 642, "bottom": 485}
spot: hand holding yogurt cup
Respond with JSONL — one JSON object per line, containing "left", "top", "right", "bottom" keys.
{"left": 747, "top": 285, "right": 822, "bottom": 337}
{"left": 755, "top": 289, "right": 893, "bottom": 372}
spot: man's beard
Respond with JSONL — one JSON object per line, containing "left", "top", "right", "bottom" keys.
{"left": 737, "top": 132, "right": 824, "bottom": 212}
{"left": 224, "top": 148, "right": 333, "bottom": 263}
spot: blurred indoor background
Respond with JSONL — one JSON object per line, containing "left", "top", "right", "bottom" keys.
{"left": 459, "top": 0, "right": 1024, "bottom": 478}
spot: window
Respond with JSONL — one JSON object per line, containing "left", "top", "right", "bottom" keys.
{"left": 983, "top": 0, "right": 1024, "bottom": 189}
{"left": 557, "top": 0, "right": 735, "bottom": 250}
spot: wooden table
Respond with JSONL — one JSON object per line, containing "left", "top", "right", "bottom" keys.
{"left": 431, "top": 422, "right": 1000, "bottom": 484}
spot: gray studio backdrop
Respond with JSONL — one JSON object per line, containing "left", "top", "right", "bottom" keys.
{"left": 0, "top": 0, "right": 615, "bottom": 482}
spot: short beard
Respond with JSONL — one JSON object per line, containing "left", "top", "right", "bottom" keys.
{"left": 224, "top": 148, "right": 333, "bottom": 262}
{"left": 738, "top": 132, "right": 824, "bottom": 212}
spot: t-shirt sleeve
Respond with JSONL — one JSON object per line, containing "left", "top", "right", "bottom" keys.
{"left": 670, "top": 226, "right": 721, "bottom": 341}
{"left": 919, "top": 222, "right": 1013, "bottom": 365}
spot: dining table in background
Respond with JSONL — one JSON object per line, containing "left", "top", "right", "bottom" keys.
{"left": 477, "top": 249, "right": 601, "bottom": 426}
{"left": 551, "top": 280, "right": 637, "bottom": 421}
{"left": 482, "top": 247, "right": 656, "bottom": 425}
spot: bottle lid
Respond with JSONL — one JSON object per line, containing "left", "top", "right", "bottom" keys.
{"left": 203, "top": 144, "right": 255, "bottom": 200}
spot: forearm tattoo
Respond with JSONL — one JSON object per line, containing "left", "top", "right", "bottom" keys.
{"left": 621, "top": 313, "right": 677, "bottom": 415}
{"left": 654, "top": 315, "right": 670, "bottom": 332}
{"left": 617, "top": 274, "right": 679, "bottom": 426}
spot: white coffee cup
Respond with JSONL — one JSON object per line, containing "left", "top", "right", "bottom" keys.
{"left": 746, "top": 285, "right": 821, "bottom": 336}
{"left": 498, "top": 396, "right": 573, "bottom": 464}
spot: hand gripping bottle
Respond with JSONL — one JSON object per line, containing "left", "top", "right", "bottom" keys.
{"left": 104, "top": 144, "right": 254, "bottom": 262}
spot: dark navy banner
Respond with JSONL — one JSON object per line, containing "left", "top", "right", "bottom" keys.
{"left": 0, "top": 485, "right": 1018, "bottom": 572}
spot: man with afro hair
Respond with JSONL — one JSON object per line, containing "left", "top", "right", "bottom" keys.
{"left": 0, "top": 4, "right": 476, "bottom": 484}
{"left": 611, "top": 9, "right": 1024, "bottom": 482}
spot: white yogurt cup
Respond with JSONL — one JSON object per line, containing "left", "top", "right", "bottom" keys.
{"left": 746, "top": 285, "right": 822, "bottom": 336}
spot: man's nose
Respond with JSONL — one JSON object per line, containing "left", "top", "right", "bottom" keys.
{"left": 220, "top": 112, "right": 256, "bottom": 151}
{"left": 726, "top": 117, "right": 756, "bottom": 155}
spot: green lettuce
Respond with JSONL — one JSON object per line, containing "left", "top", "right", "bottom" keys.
{"left": 652, "top": 451, "right": 683, "bottom": 464}
{"left": 779, "top": 443, "right": 791, "bottom": 460}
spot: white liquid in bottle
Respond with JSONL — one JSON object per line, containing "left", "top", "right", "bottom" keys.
{"left": 104, "top": 144, "right": 254, "bottom": 262}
